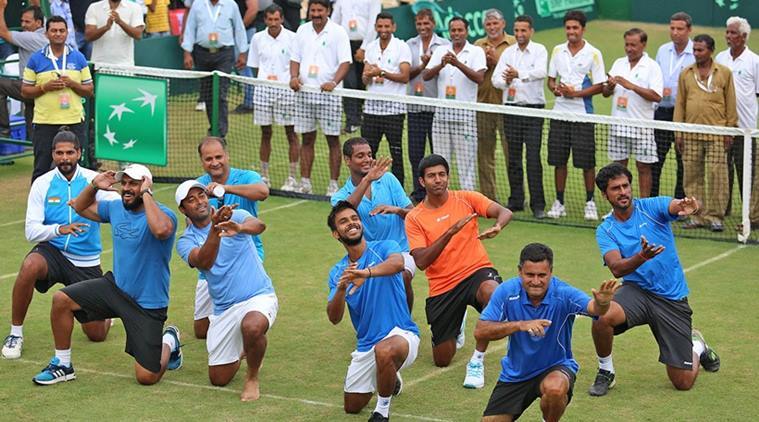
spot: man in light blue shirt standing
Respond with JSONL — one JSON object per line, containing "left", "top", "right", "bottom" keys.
{"left": 48, "top": 0, "right": 79, "bottom": 49}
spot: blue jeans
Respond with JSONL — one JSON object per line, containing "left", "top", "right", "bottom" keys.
{"left": 75, "top": 29, "right": 92, "bottom": 60}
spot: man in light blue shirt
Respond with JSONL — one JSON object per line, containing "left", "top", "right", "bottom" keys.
{"left": 476, "top": 243, "right": 617, "bottom": 421}
{"left": 176, "top": 180, "right": 277, "bottom": 402}
{"left": 182, "top": 0, "right": 249, "bottom": 138}
{"left": 49, "top": 0, "right": 79, "bottom": 49}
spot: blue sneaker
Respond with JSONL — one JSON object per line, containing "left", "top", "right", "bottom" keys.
{"left": 32, "top": 357, "right": 75, "bottom": 385}
{"left": 164, "top": 325, "right": 183, "bottom": 370}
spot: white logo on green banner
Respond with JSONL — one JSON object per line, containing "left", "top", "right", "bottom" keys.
{"left": 95, "top": 74, "right": 167, "bottom": 166}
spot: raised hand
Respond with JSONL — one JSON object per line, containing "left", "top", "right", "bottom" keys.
{"left": 140, "top": 176, "right": 153, "bottom": 195}
{"left": 93, "top": 171, "right": 118, "bottom": 190}
{"left": 520, "top": 319, "right": 552, "bottom": 337}
{"left": 369, "top": 204, "right": 401, "bottom": 216}
{"left": 671, "top": 197, "right": 699, "bottom": 216}
{"left": 59, "top": 222, "right": 90, "bottom": 237}
{"left": 639, "top": 235, "right": 665, "bottom": 260}
{"left": 216, "top": 220, "right": 242, "bottom": 237}
{"left": 365, "top": 157, "right": 392, "bottom": 182}
{"left": 591, "top": 279, "right": 620, "bottom": 307}
{"left": 211, "top": 204, "right": 237, "bottom": 225}
{"left": 342, "top": 264, "right": 370, "bottom": 295}
{"left": 477, "top": 223, "right": 502, "bottom": 240}
{"left": 448, "top": 213, "right": 477, "bottom": 237}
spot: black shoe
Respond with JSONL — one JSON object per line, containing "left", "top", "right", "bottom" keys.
{"left": 710, "top": 222, "right": 725, "bottom": 232}
{"left": 588, "top": 369, "right": 615, "bottom": 396}
{"left": 342, "top": 124, "right": 360, "bottom": 134}
{"left": 693, "top": 329, "right": 720, "bottom": 372}
{"left": 232, "top": 104, "right": 254, "bottom": 114}
{"left": 368, "top": 411, "right": 389, "bottom": 421}
{"left": 533, "top": 209, "right": 546, "bottom": 219}
{"left": 506, "top": 202, "right": 524, "bottom": 212}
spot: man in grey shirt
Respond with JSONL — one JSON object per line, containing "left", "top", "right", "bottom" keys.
{"left": 0, "top": 2, "right": 48, "bottom": 138}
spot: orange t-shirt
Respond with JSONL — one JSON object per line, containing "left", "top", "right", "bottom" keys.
{"left": 405, "top": 190, "right": 495, "bottom": 297}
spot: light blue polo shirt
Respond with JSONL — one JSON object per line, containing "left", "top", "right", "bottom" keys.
{"left": 330, "top": 173, "right": 412, "bottom": 251}
{"left": 177, "top": 210, "right": 275, "bottom": 315}
{"left": 328, "top": 240, "right": 419, "bottom": 352}
{"left": 596, "top": 197, "right": 688, "bottom": 301}
{"left": 480, "top": 276, "right": 591, "bottom": 383}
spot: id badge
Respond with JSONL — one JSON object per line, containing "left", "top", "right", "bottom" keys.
{"left": 208, "top": 32, "right": 219, "bottom": 52}
{"left": 348, "top": 19, "right": 358, "bottom": 32}
{"left": 616, "top": 95, "right": 628, "bottom": 111}
{"left": 59, "top": 93, "right": 71, "bottom": 110}
{"left": 308, "top": 65, "right": 319, "bottom": 78}
{"left": 414, "top": 82, "right": 424, "bottom": 96}
{"left": 662, "top": 87, "right": 672, "bottom": 103}
{"left": 267, "top": 75, "right": 278, "bottom": 81}
{"left": 445, "top": 85, "right": 456, "bottom": 100}
{"left": 507, "top": 86, "right": 516, "bottom": 102}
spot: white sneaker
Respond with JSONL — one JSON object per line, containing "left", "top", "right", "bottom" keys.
{"left": 546, "top": 199, "right": 566, "bottom": 219}
{"left": 393, "top": 372, "right": 403, "bottom": 396}
{"left": 280, "top": 176, "right": 298, "bottom": 192}
{"left": 584, "top": 200, "right": 599, "bottom": 221}
{"left": 326, "top": 181, "right": 339, "bottom": 197}
{"left": 261, "top": 176, "right": 271, "bottom": 188}
{"left": 1, "top": 335, "right": 23, "bottom": 359}
{"left": 463, "top": 360, "right": 485, "bottom": 389}
{"left": 299, "top": 179, "right": 313, "bottom": 194}
{"left": 456, "top": 310, "right": 467, "bottom": 350}
{"left": 195, "top": 101, "right": 206, "bottom": 111}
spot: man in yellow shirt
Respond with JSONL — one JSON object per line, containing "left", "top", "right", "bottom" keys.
{"left": 145, "top": 0, "right": 170, "bottom": 37}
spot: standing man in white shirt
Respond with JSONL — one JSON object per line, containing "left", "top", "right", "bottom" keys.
{"left": 652, "top": 12, "right": 694, "bottom": 200}
{"left": 602, "top": 28, "right": 663, "bottom": 198}
{"left": 247, "top": 4, "right": 300, "bottom": 192}
{"left": 546, "top": 10, "right": 607, "bottom": 221}
{"left": 492, "top": 15, "right": 547, "bottom": 219}
{"left": 84, "top": 0, "right": 145, "bottom": 66}
{"left": 405, "top": 8, "right": 449, "bottom": 203}
{"left": 715, "top": 16, "right": 759, "bottom": 221}
{"left": 289, "top": 0, "right": 352, "bottom": 196}
{"left": 423, "top": 17, "right": 486, "bottom": 191}
{"left": 332, "top": 0, "right": 381, "bottom": 134}
{"left": 361, "top": 12, "right": 411, "bottom": 185}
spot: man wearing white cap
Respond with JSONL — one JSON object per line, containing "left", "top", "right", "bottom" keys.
{"left": 175, "top": 180, "right": 277, "bottom": 402}
{"left": 31, "top": 164, "right": 182, "bottom": 386}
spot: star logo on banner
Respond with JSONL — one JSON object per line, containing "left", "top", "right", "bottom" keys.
{"left": 109, "top": 103, "right": 134, "bottom": 121}
{"left": 122, "top": 139, "right": 137, "bottom": 150}
{"left": 132, "top": 88, "right": 157, "bottom": 115}
{"left": 103, "top": 125, "right": 119, "bottom": 146}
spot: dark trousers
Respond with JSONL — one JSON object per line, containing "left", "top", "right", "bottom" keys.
{"left": 651, "top": 107, "right": 685, "bottom": 198}
{"left": 504, "top": 107, "right": 545, "bottom": 212}
{"left": 31, "top": 122, "right": 86, "bottom": 183}
{"left": 343, "top": 40, "right": 365, "bottom": 127}
{"left": 408, "top": 111, "right": 434, "bottom": 201}
{"left": 193, "top": 45, "right": 234, "bottom": 138}
{"left": 362, "top": 113, "right": 405, "bottom": 185}
{"left": 0, "top": 78, "right": 34, "bottom": 140}
{"left": 726, "top": 136, "right": 756, "bottom": 214}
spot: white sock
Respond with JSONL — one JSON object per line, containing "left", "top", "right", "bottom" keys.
{"left": 260, "top": 162, "right": 269, "bottom": 177}
{"left": 330, "top": 179, "right": 338, "bottom": 186}
{"left": 374, "top": 394, "right": 391, "bottom": 418}
{"left": 289, "top": 162, "right": 297, "bottom": 178}
{"left": 10, "top": 325, "right": 22, "bottom": 337}
{"left": 471, "top": 350, "right": 485, "bottom": 363}
{"left": 692, "top": 339, "right": 705, "bottom": 357}
{"left": 598, "top": 354, "right": 614, "bottom": 373}
{"left": 162, "top": 333, "right": 177, "bottom": 352}
{"left": 55, "top": 349, "right": 71, "bottom": 367}
{"left": 301, "top": 177, "right": 311, "bottom": 185}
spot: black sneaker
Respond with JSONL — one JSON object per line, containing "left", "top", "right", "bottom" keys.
{"left": 368, "top": 411, "right": 389, "bottom": 422}
{"left": 693, "top": 329, "right": 720, "bottom": 372}
{"left": 588, "top": 369, "right": 616, "bottom": 396}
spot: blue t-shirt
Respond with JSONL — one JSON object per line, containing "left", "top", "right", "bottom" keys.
{"left": 596, "top": 197, "right": 688, "bottom": 301}
{"left": 177, "top": 210, "right": 275, "bottom": 315}
{"left": 480, "top": 276, "right": 591, "bottom": 383}
{"left": 330, "top": 173, "right": 412, "bottom": 251}
{"left": 97, "top": 199, "right": 177, "bottom": 309}
{"left": 197, "top": 168, "right": 265, "bottom": 260}
{"left": 327, "top": 240, "right": 419, "bottom": 352}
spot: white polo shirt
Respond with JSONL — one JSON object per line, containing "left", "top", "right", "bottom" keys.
{"left": 548, "top": 40, "right": 607, "bottom": 114}
{"left": 331, "top": 0, "right": 381, "bottom": 49}
{"left": 716, "top": 47, "right": 759, "bottom": 129}
{"left": 248, "top": 27, "right": 295, "bottom": 83}
{"left": 363, "top": 35, "right": 412, "bottom": 116}
{"left": 85, "top": 0, "right": 144, "bottom": 66}
{"left": 608, "top": 54, "right": 663, "bottom": 138}
{"left": 492, "top": 41, "right": 547, "bottom": 105}
{"left": 427, "top": 41, "right": 486, "bottom": 121}
{"left": 291, "top": 19, "right": 352, "bottom": 89}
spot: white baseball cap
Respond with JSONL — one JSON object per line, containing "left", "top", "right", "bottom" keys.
{"left": 116, "top": 163, "right": 153, "bottom": 183}
{"left": 175, "top": 180, "right": 207, "bottom": 206}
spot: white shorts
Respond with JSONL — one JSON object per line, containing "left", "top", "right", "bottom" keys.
{"left": 294, "top": 92, "right": 342, "bottom": 136}
{"left": 194, "top": 277, "right": 213, "bottom": 321}
{"left": 402, "top": 252, "right": 416, "bottom": 278}
{"left": 253, "top": 87, "right": 295, "bottom": 126}
{"left": 207, "top": 293, "right": 278, "bottom": 366}
{"left": 344, "top": 327, "right": 420, "bottom": 393}
{"left": 608, "top": 134, "right": 658, "bottom": 164}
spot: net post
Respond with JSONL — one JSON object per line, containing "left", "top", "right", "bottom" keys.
{"left": 738, "top": 128, "right": 752, "bottom": 243}
{"left": 211, "top": 71, "right": 220, "bottom": 137}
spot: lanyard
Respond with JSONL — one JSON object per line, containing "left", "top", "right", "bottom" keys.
{"left": 205, "top": 0, "right": 222, "bottom": 25}
{"left": 694, "top": 70, "right": 714, "bottom": 93}
{"left": 47, "top": 46, "right": 67, "bottom": 76}
{"left": 668, "top": 49, "right": 688, "bottom": 79}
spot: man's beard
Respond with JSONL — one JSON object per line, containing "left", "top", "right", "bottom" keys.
{"left": 123, "top": 194, "right": 144, "bottom": 211}
{"left": 339, "top": 231, "right": 363, "bottom": 246}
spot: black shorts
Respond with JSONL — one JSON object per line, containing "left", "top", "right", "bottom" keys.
{"left": 29, "top": 242, "right": 103, "bottom": 294}
{"left": 425, "top": 267, "right": 501, "bottom": 346}
{"left": 612, "top": 282, "right": 693, "bottom": 369}
{"left": 547, "top": 120, "right": 596, "bottom": 169}
{"left": 61, "top": 272, "right": 168, "bottom": 373}
{"left": 483, "top": 365, "right": 576, "bottom": 419}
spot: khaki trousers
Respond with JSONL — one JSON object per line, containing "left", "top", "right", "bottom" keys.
{"left": 682, "top": 138, "right": 728, "bottom": 224}
{"left": 476, "top": 111, "right": 507, "bottom": 201}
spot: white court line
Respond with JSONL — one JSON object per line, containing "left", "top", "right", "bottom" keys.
{"left": 16, "top": 358, "right": 450, "bottom": 422}
{"left": 683, "top": 245, "right": 746, "bottom": 273}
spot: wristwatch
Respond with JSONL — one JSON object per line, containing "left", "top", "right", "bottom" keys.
{"left": 380, "top": 70, "right": 386, "bottom": 78}
{"left": 90, "top": 179, "right": 100, "bottom": 191}
{"left": 141, "top": 188, "right": 153, "bottom": 196}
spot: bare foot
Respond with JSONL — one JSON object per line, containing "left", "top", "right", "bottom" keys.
{"left": 240, "top": 376, "right": 260, "bottom": 402}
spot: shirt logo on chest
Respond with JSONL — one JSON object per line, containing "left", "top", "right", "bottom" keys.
{"left": 113, "top": 222, "right": 140, "bottom": 240}
{"left": 436, "top": 214, "right": 450, "bottom": 223}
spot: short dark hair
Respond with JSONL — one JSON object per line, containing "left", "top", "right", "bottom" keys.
{"left": 342, "top": 137, "right": 369, "bottom": 157}
{"left": 307, "top": 0, "right": 330, "bottom": 10}
{"left": 415, "top": 8, "right": 434, "bottom": 23}
{"left": 693, "top": 34, "right": 715, "bottom": 51}
{"left": 595, "top": 162, "right": 633, "bottom": 193}
{"left": 264, "top": 4, "right": 284, "bottom": 18}
{"left": 563, "top": 10, "right": 587, "bottom": 27}
{"left": 376, "top": 11, "right": 394, "bottom": 24}
{"left": 514, "top": 15, "right": 533, "bottom": 28}
{"left": 670, "top": 11, "right": 692, "bottom": 28}
{"left": 519, "top": 243, "right": 554, "bottom": 269}
{"left": 624, "top": 27, "right": 647, "bottom": 44}
{"left": 46, "top": 15, "right": 68, "bottom": 31}
{"left": 197, "top": 136, "right": 227, "bottom": 156}
{"left": 327, "top": 200, "right": 357, "bottom": 232}
{"left": 52, "top": 126, "right": 80, "bottom": 150}
{"left": 449, "top": 16, "right": 468, "bottom": 30}
{"left": 418, "top": 154, "right": 449, "bottom": 177}
{"left": 22, "top": 6, "right": 44, "bottom": 25}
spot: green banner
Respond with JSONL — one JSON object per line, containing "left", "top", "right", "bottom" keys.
{"left": 94, "top": 74, "right": 168, "bottom": 166}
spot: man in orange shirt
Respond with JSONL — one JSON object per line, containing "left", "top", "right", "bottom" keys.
{"left": 405, "top": 154, "right": 512, "bottom": 389}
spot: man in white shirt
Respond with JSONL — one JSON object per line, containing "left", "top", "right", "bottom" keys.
{"left": 423, "top": 17, "right": 486, "bottom": 191}
{"left": 247, "top": 4, "right": 300, "bottom": 192}
{"left": 361, "top": 12, "right": 411, "bottom": 185}
{"left": 602, "top": 28, "right": 663, "bottom": 198}
{"left": 331, "top": 0, "right": 381, "bottom": 134}
{"left": 84, "top": 0, "right": 145, "bottom": 66}
{"left": 546, "top": 10, "right": 607, "bottom": 221}
{"left": 715, "top": 16, "right": 759, "bottom": 224}
{"left": 492, "top": 15, "right": 547, "bottom": 219}
{"left": 289, "top": 0, "right": 351, "bottom": 196}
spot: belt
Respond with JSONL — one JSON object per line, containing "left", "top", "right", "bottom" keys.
{"left": 657, "top": 106, "right": 675, "bottom": 111}
{"left": 196, "top": 45, "right": 232, "bottom": 53}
